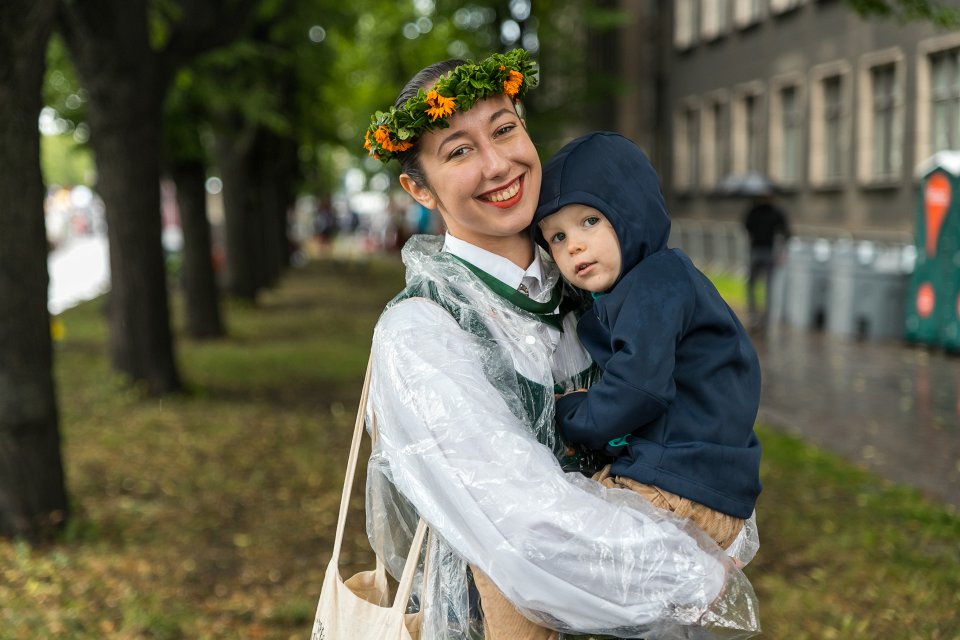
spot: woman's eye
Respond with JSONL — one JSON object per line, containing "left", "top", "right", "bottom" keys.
{"left": 584, "top": 216, "right": 600, "bottom": 227}
{"left": 448, "top": 146, "right": 469, "bottom": 160}
{"left": 495, "top": 123, "right": 516, "bottom": 137}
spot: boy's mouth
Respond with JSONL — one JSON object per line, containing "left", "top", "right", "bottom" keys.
{"left": 478, "top": 175, "right": 524, "bottom": 208}
{"left": 575, "top": 261, "right": 595, "bottom": 275}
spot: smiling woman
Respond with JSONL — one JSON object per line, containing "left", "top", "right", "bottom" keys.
{"left": 399, "top": 96, "right": 541, "bottom": 266}
{"left": 314, "top": 50, "right": 760, "bottom": 640}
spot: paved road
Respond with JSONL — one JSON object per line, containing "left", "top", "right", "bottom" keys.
{"left": 751, "top": 324, "right": 960, "bottom": 510}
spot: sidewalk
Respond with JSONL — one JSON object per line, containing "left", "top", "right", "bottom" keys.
{"left": 750, "top": 323, "right": 960, "bottom": 510}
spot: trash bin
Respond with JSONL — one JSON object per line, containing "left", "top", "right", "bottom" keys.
{"left": 828, "top": 241, "right": 910, "bottom": 340}
{"left": 784, "top": 237, "right": 832, "bottom": 331}
{"left": 906, "top": 153, "right": 960, "bottom": 348}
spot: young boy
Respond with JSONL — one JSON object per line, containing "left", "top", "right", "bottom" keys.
{"left": 533, "top": 132, "right": 762, "bottom": 551}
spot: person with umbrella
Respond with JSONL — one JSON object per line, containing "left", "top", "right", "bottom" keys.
{"left": 742, "top": 182, "right": 790, "bottom": 330}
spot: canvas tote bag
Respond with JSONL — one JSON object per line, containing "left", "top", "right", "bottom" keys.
{"left": 311, "top": 357, "right": 431, "bottom": 640}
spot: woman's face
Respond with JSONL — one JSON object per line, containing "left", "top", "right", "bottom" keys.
{"left": 400, "top": 95, "right": 542, "bottom": 253}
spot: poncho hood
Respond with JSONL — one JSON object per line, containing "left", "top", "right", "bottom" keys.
{"left": 533, "top": 132, "right": 671, "bottom": 286}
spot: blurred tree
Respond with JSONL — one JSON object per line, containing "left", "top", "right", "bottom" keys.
{"left": 0, "top": 0, "right": 70, "bottom": 542}
{"left": 843, "top": 0, "right": 959, "bottom": 26}
{"left": 57, "top": 0, "right": 259, "bottom": 394}
{"left": 163, "top": 69, "right": 226, "bottom": 338}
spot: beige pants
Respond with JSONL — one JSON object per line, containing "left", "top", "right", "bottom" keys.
{"left": 592, "top": 465, "right": 745, "bottom": 549}
{"left": 470, "top": 568, "right": 559, "bottom": 640}
{"left": 470, "top": 466, "right": 745, "bottom": 639}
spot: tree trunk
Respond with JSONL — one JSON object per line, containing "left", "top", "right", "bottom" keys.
{"left": 60, "top": 0, "right": 181, "bottom": 395}
{"left": 0, "top": 0, "right": 69, "bottom": 542}
{"left": 254, "top": 129, "right": 298, "bottom": 283}
{"left": 172, "top": 160, "right": 224, "bottom": 338}
{"left": 215, "top": 127, "right": 263, "bottom": 302}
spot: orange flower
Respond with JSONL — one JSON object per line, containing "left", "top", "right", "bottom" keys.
{"left": 371, "top": 126, "right": 412, "bottom": 153}
{"left": 363, "top": 130, "right": 373, "bottom": 150}
{"left": 373, "top": 126, "right": 391, "bottom": 147}
{"left": 503, "top": 70, "right": 523, "bottom": 98}
{"left": 425, "top": 90, "right": 457, "bottom": 121}
{"left": 388, "top": 139, "right": 413, "bottom": 153}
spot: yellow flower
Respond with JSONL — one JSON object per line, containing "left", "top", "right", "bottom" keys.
{"left": 425, "top": 90, "right": 457, "bottom": 121}
{"left": 503, "top": 70, "right": 523, "bottom": 98}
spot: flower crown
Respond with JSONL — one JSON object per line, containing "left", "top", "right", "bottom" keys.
{"left": 364, "top": 49, "right": 538, "bottom": 163}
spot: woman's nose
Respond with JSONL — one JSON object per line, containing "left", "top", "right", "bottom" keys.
{"left": 480, "top": 144, "right": 511, "bottom": 178}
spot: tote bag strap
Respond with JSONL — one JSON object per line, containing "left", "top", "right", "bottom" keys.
{"left": 330, "top": 353, "right": 431, "bottom": 609}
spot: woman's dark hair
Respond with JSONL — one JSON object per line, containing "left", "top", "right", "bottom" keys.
{"left": 394, "top": 59, "right": 465, "bottom": 187}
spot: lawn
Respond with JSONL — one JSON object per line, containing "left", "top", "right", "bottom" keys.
{"left": 1, "top": 255, "right": 958, "bottom": 639}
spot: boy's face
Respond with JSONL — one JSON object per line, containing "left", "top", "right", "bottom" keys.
{"left": 538, "top": 204, "right": 621, "bottom": 293}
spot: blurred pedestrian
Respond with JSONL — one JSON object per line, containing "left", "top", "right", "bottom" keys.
{"left": 743, "top": 189, "right": 790, "bottom": 329}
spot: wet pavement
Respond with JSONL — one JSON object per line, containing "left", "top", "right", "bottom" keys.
{"left": 750, "top": 324, "right": 960, "bottom": 510}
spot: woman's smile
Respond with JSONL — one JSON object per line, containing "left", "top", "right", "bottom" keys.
{"left": 478, "top": 174, "right": 524, "bottom": 208}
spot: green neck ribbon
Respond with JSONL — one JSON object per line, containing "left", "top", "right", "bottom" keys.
{"left": 451, "top": 256, "right": 564, "bottom": 331}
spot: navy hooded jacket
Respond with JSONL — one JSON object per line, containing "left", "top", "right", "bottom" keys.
{"left": 533, "top": 132, "right": 762, "bottom": 519}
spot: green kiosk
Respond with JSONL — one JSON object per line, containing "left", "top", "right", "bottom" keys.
{"left": 906, "top": 152, "right": 960, "bottom": 352}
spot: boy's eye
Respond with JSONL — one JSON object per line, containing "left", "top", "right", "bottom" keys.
{"left": 584, "top": 216, "right": 600, "bottom": 227}
{"left": 550, "top": 231, "right": 566, "bottom": 244}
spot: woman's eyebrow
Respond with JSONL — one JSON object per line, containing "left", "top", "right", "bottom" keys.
{"left": 436, "top": 108, "right": 517, "bottom": 155}
{"left": 437, "top": 130, "right": 469, "bottom": 156}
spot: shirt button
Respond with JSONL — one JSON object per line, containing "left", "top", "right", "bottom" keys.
{"left": 525, "top": 335, "right": 537, "bottom": 345}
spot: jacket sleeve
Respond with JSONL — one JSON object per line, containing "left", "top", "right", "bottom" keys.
{"left": 556, "top": 261, "right": 690, "bottom": 451}
{"left": 369, "top": 298, "right": 751, "bottom": 635}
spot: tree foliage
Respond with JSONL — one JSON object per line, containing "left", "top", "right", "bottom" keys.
{"left": 842, "top": 0, "right": 960, "bottom": 27}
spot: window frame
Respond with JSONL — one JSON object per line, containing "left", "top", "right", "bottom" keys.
{"left": 808, "top": 60, "right": 852, "bottom": 189}
{"left": 856, "top": 48, "right": 905, "bottom": 186}
{"left": 769, "top": 73, "right": 806, "bottom": 189}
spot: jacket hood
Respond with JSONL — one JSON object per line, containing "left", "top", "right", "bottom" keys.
{"left": 533, "top": 132, "right": 671, "bottom": 284}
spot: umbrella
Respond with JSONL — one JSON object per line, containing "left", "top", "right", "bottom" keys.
{"left": 716, "top": 171, "right": 777, "bottom": 197}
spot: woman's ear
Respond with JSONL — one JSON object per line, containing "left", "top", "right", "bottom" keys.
{"left": 399, "top": 174, "right": 437, "bottom": 210}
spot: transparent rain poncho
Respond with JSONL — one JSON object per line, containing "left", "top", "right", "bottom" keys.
{"left": 366, "top": 235, "right": 760, "bottom": 639}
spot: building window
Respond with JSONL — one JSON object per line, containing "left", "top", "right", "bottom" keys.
{"left": 809, "top": 62, "right": 850, "bottom": 187}
{"left": 675, "top": 0, "right": 697, "bottom": 49}
{"left": 770, "top": 0, "right": 804, "bottom": 15}
{"left": 871, "top": 64, "right": 899, "bottom": 177}
{"left": 732, "top": 84, "right": 765, "bottom": 175}
{"left": 916, "top": 34, "right": 960, "bottom": 165}
{"left": 930, "top": 48, "right": 960, "bottom": 153}
{"left": 857, "top": 50, "right": 904, "bottom": 185}
{"left": 780, "top": 86, "right": 803, "bottom": 183}
{"left": 700, "top": 97, "right": 730, "bottom": 189}
{"left": 673, "top": 103, "right": 700, "bottom": 191}
{"left": 745, "top": 94, "right": 761, "bottom": 171}
{"left": 823, "top": 76, "right": 844, "bottom": 179}
{"left": 702, "top": 0, "right": 731, "bottom": 40}
{"left": 734, "top": 0, "right": 763, "bottom": 28}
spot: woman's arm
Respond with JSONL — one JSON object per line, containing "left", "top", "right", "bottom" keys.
{"left": 370, "top": 299, "right": 756, "bottom": 635}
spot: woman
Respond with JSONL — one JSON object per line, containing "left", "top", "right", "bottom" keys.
{"left": 363, "top": 50, "right": 759, "bottom": 640}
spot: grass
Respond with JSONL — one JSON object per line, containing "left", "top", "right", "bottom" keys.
{"left": 1, "top": 255, "right": 959, "bottom": 639}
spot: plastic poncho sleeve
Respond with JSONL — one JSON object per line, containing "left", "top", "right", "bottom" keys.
{"left": 370, "top": 297, "right": 748, "bottom": 634}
